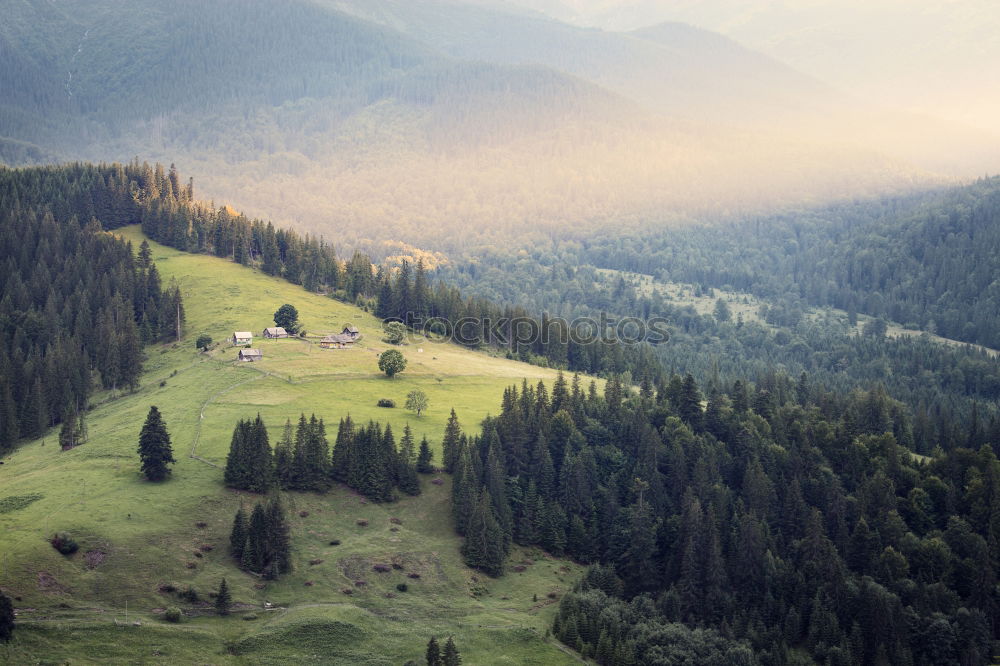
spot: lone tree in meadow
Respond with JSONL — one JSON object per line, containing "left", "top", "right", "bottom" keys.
{"left": 405, "top": 389, "right": 428, "bottom": 416}
{"left": 273, "top": 303, "right": 300, "bottom": 334}
{"left": 138, "top": 406, "right": 175, "bottom": 481}
{"left": 378, "top": 349, "right": 407, "bottom": 378}
{"left": 215, "top": 577, "right": 232, "bottom": 615}
{"left": 0, "top": 589, "right": 14, "bottom": 643}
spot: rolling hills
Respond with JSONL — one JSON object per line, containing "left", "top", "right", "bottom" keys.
{"left": 0, "top": 226, "right": 588, "bottom": 664}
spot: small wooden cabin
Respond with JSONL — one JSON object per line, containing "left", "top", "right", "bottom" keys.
{"left": 342, "top": 325, "right": 360, "bottom": 340}
{"left": 320, "top": 334, "right": 355, "bottom": 349}
{"left": 233, "top": 331, "right": 253, "bottom": 345}
{"left": 263, "top": 327, "right": 289, "bottom": 339}
{"left": 239, "top": 349, "right": 263, "bottom": 362}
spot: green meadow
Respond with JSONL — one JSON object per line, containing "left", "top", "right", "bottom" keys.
{"left": 0, "top": 228, "right": 587, "bottom": 664}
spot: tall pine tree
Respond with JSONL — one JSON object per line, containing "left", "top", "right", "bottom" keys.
{"left": 137, "top": 406, "right": 175, "bottom": 481}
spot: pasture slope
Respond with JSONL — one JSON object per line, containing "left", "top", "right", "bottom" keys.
{"left": 0, "top": 227, "right": 588, "bottom": 664}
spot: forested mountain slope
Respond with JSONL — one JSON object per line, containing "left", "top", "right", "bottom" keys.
{"left": 456, "top": 368, "right": 1000, "bottom": 665}
{"left": 0, "top": 192, "right": 593, "bottom": 665}
{"left": 579, "top": 177, "right": 1000, "bottom": 350}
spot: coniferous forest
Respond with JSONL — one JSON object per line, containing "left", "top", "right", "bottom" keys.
{"left": 449, "top": 372, "right": 1000, "bottom": 665}
{"left": 0, "top": 165, "right": 183, "bottom": 452}
{"left": 3, "top": 161, "right": 1000, "bottom": 663}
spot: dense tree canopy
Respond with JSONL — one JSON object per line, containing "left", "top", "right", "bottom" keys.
{"left": 0, "top": 164, "right": 184, "bottom": 452}
{"left": 444, "top": 371, "right": 1000, "bottom": 665}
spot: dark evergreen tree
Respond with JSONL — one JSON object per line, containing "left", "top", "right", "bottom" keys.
{"left": 442, "top": 409, "right": 462, "bottom": 473}
{"left": 229, "top": 506, "right": 247, "bottom": 560}
{"left": 417, "top": 436, "right": 434, "bottom": 473}
{"left": 242, "top": 504, "right": 267, "bottom": 572}
{"left": 289, "top": 414, "right": 330, "bottom": 492}
{"left": 426, "top": 636, "right": 441, "bottom": 666}
{"left": 330, "top": 415, "right": 355, "bottom": 483}
{"left": 452, "top": 445, "right": 478, "bottom": 536}
{"left": 462, "top": 488, "right": 506, "bottom": 576}
{"left": 274, "top": 419, "right": 294, "bottom": 489}
{"left": 264, "top": 497, "right": 292, "bottom": 578}
{"left": 223, "top": 416, "right": 273, "bottom": 492}
{"left": 137, "top": 406, "right": 175, "bottom": 481}
{"left": 397, "top": 424, "right": 421, "bottom": 496}
{"left": 442, "top": 636, "right": 461, "bottom": 666}
{"left": 0, "top": 589, "right": 13, "bottom": 643}
{"left": 214, "top": 577, "right": 232, "bottom": 615}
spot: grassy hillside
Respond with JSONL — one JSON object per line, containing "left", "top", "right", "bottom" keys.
{"left": 0, "top": 227, "right": 586, "bottom": 664}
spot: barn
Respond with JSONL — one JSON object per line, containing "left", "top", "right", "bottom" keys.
{"left": 239, "top": 349, "right": 263, "bottom": 362}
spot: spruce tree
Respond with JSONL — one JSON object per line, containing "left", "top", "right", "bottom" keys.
{"left": 58, "top": 407, "right": 82, "bottom": 449}
{"left": 442, "top": 409, "right": 461, "bottom": 473}
{"left": 483, "top": 442, "right": 512, "bottom": 550}
{"left": 265, "top": 497, "right": 292, "bottom": 577}
{"left": 331, "top": 415, "right": 355, "bottom": 484}
{"left": 224, "top": 416, "right": 272, "bottom": 492}
{"left": 0, "top": 589, "right": 13, "bottom": 643}
{"left": 417, "top": 436, "right": 434, "bottom": 473}
{"left": 290, "top": 414, "right": 329, "bottom": 492}
{"left": 290, "top": 413, "right": 310, "bottom": 490}
{"left": 215, "top": 578, "right": 232, "bottom": 615}
{"left": 398, "top": 425, "right": 421, "bottom": 496}
{"left": 274, "top": 419, "right": 294, "bottom": 489}
{"left": 247, "top": 414, "right": 273, "bottom": 493}
{"left": 230, "top": 506, "right": 247, "bottom": 560}
{"left": 137, "top": 406, "right": 175, "bottom": 481}
{"left": 540, "top": 501, "right": 567, "bottom": 556}
{"left": 224, "top": 419, "right": 250, "bottom": 490}
{"left": 462, "top": 488, "right": 506, "bottom": 576}
{"left": 242, "top": 504, "right": 267, "bottom": 572}
{"left": 452, "top": 447, "right": 478, "bottom": 536}
{"left": 426, "top": 636, "right": 442, "bottom": 666}
{"left": 442, "top": 636, "right": 461, "bottom": 666}
{"left": 516, "top": 480, "right": 541, "bottom": 545}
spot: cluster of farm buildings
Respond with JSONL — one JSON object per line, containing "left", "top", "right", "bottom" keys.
{"left": 231, "top": 325, "right": 360, "bottom": 361}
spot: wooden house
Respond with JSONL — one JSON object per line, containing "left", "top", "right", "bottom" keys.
{"left": 320, "top": 334, "right": 355, "bottom": 349}
{"left": 232, "top": 331, "right": 253, "bottom": 345}
{"left": 263, "top": 327, "right": 289, "bottom": 339}
{"left": 239, "top": 348, "right": 263, "bottom": 362}
{"left": 342, "top": 325, "right": 360, "bottom": 340}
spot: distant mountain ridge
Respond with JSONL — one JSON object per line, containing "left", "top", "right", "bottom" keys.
{"left": 0, "top": 0, "right": 963, "bottom": 255}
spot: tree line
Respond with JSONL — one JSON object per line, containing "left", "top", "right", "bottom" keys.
{"left": 224, "top": 413, "right": 427, "bottom": 502}
{"left": 0, "top": 165, "right": 184, "bottom": 452}
{"left": 446, "top": 370, "right": 999, "bottom": 665}
{"left": 437, "top": 243, "right": 1000, "bottom": 452}
{"left": 578, "top": 177, "right": 1000, "bottom": 350}
{"left": 229, "top": 497, "right": 292, "bottom": 579}
{"left": 5, "top": 162, "right": 666, "bottom": 384}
